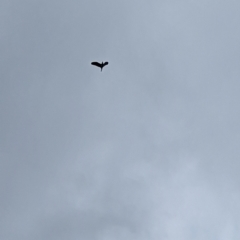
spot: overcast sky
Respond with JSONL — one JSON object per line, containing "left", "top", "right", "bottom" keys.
{"left": 1, "top": 0, "right": 240, "bottom": 239}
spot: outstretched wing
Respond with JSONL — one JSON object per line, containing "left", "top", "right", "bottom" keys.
{"left": 91, "top": 62, "right": 102, "bottom": 68}
{"left": 103, "top": 62, "right": 108, "bottom": 67}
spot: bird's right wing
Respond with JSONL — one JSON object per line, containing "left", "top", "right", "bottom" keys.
{"left": 91, "top": 62, "right": 102, "bottom": 68}
{"left": 103, "top": 62, "right": 109, "bottom": 67}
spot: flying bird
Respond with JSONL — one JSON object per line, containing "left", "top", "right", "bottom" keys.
{"left": 91, "top": 61, "right": 109, "bottom": 71}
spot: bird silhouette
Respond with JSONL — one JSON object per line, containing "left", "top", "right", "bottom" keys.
{"left": 91, "top": 61, "right": 109, "bottom": 71}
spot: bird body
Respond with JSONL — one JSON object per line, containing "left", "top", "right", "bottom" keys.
{"left": 91, "top": 61, "right": 108, "bottom": 71}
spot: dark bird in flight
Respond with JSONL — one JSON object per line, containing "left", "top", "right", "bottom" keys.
{"left": 91, "top": 61, "right": 109, "bottom": 71}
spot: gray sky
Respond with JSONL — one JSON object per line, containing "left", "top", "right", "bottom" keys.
{"left": 1, "top": 0, "right": 240, "bottom": 239}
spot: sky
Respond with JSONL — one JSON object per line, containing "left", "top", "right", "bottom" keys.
{"left": 1, "top": 0, "right": 240, "bottom": 239}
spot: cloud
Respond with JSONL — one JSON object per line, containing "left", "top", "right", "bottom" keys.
{"left": 1, "top": 0, "right": 240, "bottom": 239}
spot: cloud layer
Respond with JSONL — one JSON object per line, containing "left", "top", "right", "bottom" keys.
{"left": 1, "top": 0, "right": 240, "bottom": 239}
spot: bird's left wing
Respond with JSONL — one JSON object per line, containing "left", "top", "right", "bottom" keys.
{"left": 91, "top": 62, "right": 102, "bottom": 68}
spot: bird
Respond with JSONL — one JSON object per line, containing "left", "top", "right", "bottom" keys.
{"left": 91, "top": 61, "right": 109, "bottom": 71}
